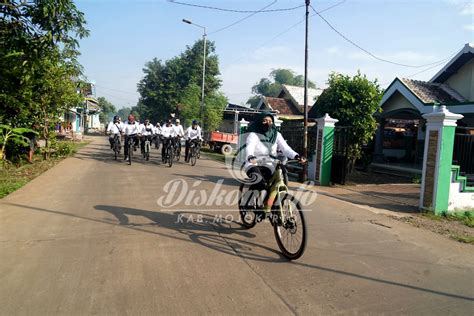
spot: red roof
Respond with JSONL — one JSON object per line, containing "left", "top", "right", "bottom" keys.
{"left": 266, "top": 97, "right": 302, "bottom": 115}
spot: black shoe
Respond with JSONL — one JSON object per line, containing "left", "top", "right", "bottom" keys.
{"left": 254, "top": 210, "right": 267, "bottom": 223}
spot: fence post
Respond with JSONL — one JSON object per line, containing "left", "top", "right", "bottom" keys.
{"left": 311, "top": 114, "right": 338, "bottom": 186}
{"left": 274, "top": 116, "right": 283, "bottom": 131}
{"left": 237, "top": 118, "right": 249, "bottom": 162}
{"left": 420, "top": 105, "right": 463, "bottom": 214}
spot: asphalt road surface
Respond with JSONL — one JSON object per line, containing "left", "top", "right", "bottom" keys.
{"left": 1, "top": 136, "right": 473, "bottom": 315}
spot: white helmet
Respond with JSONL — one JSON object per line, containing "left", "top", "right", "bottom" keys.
{"left": 175, "top": 119, "right": 180, "bottom": 123}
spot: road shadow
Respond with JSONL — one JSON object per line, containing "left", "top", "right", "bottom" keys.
{"left": 317, "top": 191, "right": 419, "bottom": 213}
{"left": 4, "top": 202, "right": 474, "bottom": 302}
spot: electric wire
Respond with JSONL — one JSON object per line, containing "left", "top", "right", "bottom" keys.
{"left": 310, "top": 5, "right": 457, "bottom": 68}
{"left": 168, "top": 0, "right": 304, "bottom": 13}
{"left": 229, "top": 1, "right": 345, "bottom": 64}
{"left": 95, "top": 84, "right": 140, "bottom": 96}
{"left": 208, "top": 0, "right": 277, "bottom": 35}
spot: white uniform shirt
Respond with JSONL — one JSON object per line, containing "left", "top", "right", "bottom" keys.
{"left": 174, "top": 124, "right": 185, "bottom": 137}
{"left": 154, "top": 125, "right": 162, "bottom": 136}
{"left": 246, "top": 132, "right": 298, "bottom": 159}
{"left": 106, "top": 122, "right": 124, "bottom": 135}
{"left": 161, "top": 124, "right": 177, "bottom": 138}
{"left": 123, "top": 121, "right": 140, "bottom": 136}
{"left": 141, "top": 123, "right": 155, "bottom": 136}
{"left": 185, "top": 126, "right": 202, "bottom": 140}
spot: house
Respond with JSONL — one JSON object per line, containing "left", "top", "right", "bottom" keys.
{"left": 218, "top": 103, "right": 277, "bottom": 133}
{"left": 254, "top": 84, "right": 324, "bottom": 119}
{"left": 373, "top": 43, "right": 474, "bottom": 168}
{"left": 60, "top": 81, "right": 101, "bottom": 139}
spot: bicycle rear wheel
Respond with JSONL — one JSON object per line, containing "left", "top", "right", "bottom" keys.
{"left": 273, "top": 193, "right": 307, "bottom": 260}
{"left": 238, "top": 183, "right": 257, "bottom": 229}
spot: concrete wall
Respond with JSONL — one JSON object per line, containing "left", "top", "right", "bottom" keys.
{"left": 445, "top": 58, "right": 474, "bottom": 101}
{"left": 382, "top": 91, "right": 419, "bottom": 113}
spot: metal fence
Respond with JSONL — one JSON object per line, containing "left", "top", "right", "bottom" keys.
{"left": 453, "top": 127, "right": 474, "bottom": 177}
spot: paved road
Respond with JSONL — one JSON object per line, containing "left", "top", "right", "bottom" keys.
{"left": 1, "top": 136, "right": 473, "bottom": 315}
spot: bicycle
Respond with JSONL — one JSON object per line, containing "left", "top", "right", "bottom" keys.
{"left": 238, "top": 157, "right": 307, "bottom": 260}
{"left": 188, "top": 139, "right": 200, "bottom": 166}
{"left": 196, "top": 140, "right": 201, "bottom": 159}
{"left": 126, "top": 134, "right": 137, "bottom": 165}
{"left": 174, "top": 137, "right": 182, "bottom": 162}
{"left": 112, "top": 134, "right": 121, "bottom": 160}
{"left": 142, "top": 135, "right": 152, "bottom": 161}
{"left": 162, "top": 137, "right": 174, "bottom": 167}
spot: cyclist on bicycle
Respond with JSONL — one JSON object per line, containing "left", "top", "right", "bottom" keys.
{"left": 153, "top": 122, "right": 162, "bottom": 149}
{"left": 184, "top": 120, "right": 202, "bottom": 162}
{"left": 123, "top": 114, "right": 141, "bottom": 161}
{"left": 140, "top": 119, "right": 155, "bottom": 154}
{"left": 106, "top": 115, "right": 124, "bottom": 150}
{"left": 173, "top": 118, "right": 185, "bottom": 153}
{"left": 245, "top": 112, "right": 305, "bottom": 220}
{"left": 161, "top": 119, "right": 177, "bottom": 158}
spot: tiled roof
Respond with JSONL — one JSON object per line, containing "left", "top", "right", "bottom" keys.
{"left": 265, "top": 97, "right": 301, "bottom": 116}
{"left": 400, "top": 78, "right": 466, "bottom": 104}
{"left": 281, "top": 84, "right": 324, "bottom": 107}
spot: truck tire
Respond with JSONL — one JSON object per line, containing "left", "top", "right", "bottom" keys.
{"left": 221, "top": 144, "right": 233, "bottom": 155}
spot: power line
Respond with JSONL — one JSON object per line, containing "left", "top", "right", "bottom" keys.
{"left": 380, "top": 56, "right": 455, "bottom": 86}
{"left": 229, "top": 1, "right": 346, "bottom": 64}
{"left": 168, "top": 0, "right": 304, "bottom": 13}
{"left": 208, "top": 1, "right": 277, "bottom": 35}
{"left": 310, "top": 5, "right": 456, "bottom": 68}
{"left": 95, "top": 84, "right": 140, "bottom": 96}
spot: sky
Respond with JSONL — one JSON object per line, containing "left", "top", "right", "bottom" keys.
{"left": 76, "top": 0, "right": 474, "bottom": 109}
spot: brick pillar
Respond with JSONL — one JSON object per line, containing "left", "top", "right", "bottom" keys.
{"left": 420, "top": 105, "right": 463, "bottom": 214}
{"left": 311, "top": 114, "right": 338, "bottom": 186}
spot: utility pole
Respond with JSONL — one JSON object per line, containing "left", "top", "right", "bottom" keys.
{"left": 302, "top": 0, "right": 310, "bottom": 182}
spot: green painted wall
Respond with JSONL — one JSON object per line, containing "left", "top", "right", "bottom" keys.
{"left": 434, "top": 126, "right": 456, "bottom": 214}
{"left": 320, "top": 126, "right": 334, "bottom": 186}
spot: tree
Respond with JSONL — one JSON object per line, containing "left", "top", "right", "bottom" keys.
{"left": 136, "top": 39, "right": 224, "bottom": 126}
{"left": 247, "top": 69, "right": 317, "bottom": 107}
{"left": 117, "top": 107, "right": 132, "bottom": 121}
{"left": 313, "top": 71, "right": 383, "bottom": 164}
{"left": 0, "top": 0, "right": 89, "bottom": 159}
{"left": 97, "top": 97, "right": 116, "bottom": 123}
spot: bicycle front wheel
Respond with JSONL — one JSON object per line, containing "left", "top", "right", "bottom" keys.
{"left": 190, "top": 147, "right": 197, "bottom": 166}
{"left": 273, "top": 193, "right": 307, "bottom": 260}
{"left": 145, "top": 142, "right": 150, "bottom": 161}
{"left": 128, "top": 143, "right": 133, "bottom": 165}
{"left": 168, "top": 147, "right": 173, "bottom": 167}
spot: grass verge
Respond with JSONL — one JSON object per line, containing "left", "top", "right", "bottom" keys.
{"left": 0, "top": 140, "right": 89, "bottom": 199}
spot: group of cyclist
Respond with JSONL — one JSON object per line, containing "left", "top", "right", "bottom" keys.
{"left": 106, "top": 114, "right": 202, "bottom": 163}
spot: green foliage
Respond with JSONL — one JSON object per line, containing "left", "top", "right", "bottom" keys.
{"left": 204, "top": 92, "right": 228, "bottom": 131}
{"left": 247, "top": 69, "right": 317, "bottom": 107}
{"left": 136, "top": 39, "right": 225, "bottom": 126}
{"left": 0, "top": 0, "right": 89, "bottom": 160}
{"left": 314, "top": 71, "right": 383, "bottom": 163}
{"left": 179, "top": 84, "right": 201, "bottom": 126}
{"left": 0, "top": 124, "right": 37, "bottom": 161}
{"left": 97, "top": 97, "right": 116, "bottom": 123}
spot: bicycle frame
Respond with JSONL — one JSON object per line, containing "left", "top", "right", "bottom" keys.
{"left": 262, "top": 160, "right": 296, "bottom": 224}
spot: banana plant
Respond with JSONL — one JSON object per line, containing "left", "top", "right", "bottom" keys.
{"left": 0, "top": 124, "right": 37, "bottom": 161}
